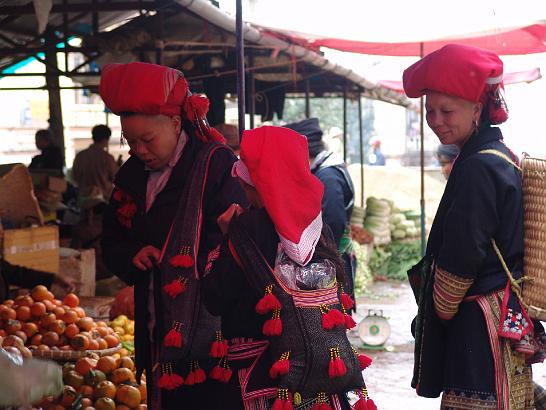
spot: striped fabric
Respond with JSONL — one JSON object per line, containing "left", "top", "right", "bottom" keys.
{"left": 433, "top": 266, "right": 474, "bottom": 320}
{"left": 535, "top": 382, "right": 546, "bottom": 410}
{"left": 278, "top": 211, "right": 323, "bottom": 266}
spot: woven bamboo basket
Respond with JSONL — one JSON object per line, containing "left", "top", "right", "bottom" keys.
{"left": 31, "top": 344, "right": 121, "bottom": 362}
{"left": 521, "top": 155, "right": 546, "bottom": 321}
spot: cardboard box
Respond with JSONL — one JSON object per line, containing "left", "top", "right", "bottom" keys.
{"left": 3, "top": 226, "right": 59, "bottom": 274}
{"left": 0, "top": 164, "right": 43, "bottom": 227}
{"left": 79, "top": 296, "right": 115, "bottom": 321}
{"left": 59, "top": 248, "right": 96, "bottom": 297}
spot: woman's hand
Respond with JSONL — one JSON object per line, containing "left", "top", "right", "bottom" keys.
{"left": 217, "top": 204, "right": 244, "bottom": 235}
{"left": 132, "top": 245, "right": 161, "bottom": 271}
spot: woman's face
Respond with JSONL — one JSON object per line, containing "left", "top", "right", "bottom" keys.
{"left": 120, "top": 114, "right": 181, "bottom": 170}
{"left": 425, "top": 91, "right": 482, "bottom": 148}
{"left": 238, "top": 180, "right": 263, "bottom": 208}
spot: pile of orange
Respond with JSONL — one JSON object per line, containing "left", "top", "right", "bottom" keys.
{"left": 37, "top": 354, "right": 147, "bottom": 410}
{"left": 0, "top": 285, "right": 120, "bottom": 353}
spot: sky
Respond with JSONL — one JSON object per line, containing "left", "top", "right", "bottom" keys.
{"left": 218, "top": 0, "right": 546, "bottom": 157}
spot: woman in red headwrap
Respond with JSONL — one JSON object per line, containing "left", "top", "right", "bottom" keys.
{"left": 201, "top": 126, "right": 373, "bottom": 410}
{"left": 403, "top": 44, "right": 545, "bottom": 409}
{"left": 99, "top": 62, "right": 246, "bottom": 409}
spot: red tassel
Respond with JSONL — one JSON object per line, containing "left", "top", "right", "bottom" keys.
{"left": 341, "top": 292, "right": 354, "bottom": 310}
{"left": 269, "top": 352, "right": 290, "bottom": 378}
{"left": 256, "top": 285, "right": 281, "bottom": 314}
{"left": 353, "top": 398, "right": 368, "bottom": 410}
{"left": 357, "top": 353, "right": 373, "bottom": 370}
{"left": 169, "top": 253, "right": 194, "bottom": 268}
{"left": 366, "top": 398, "right": 377, "bottom": 410}
{"left": 263, "top": 316, "right": 282, "bottom": 336}
{"left": 170, "top": 373, "right": 184, "bottom": 388}
{"left": 158, "top": 373, "right": 174, "bottom": 390}
{"left": 185, "top": 370, "right": 196, "bottom": 386}
{"left": 334, "top": 357, "right": 347, "bottom": 377}
{"left": 283, "top": 400, "right": 293, "bottom": 410}
{"left": 273, "top": 388, "right": 291, "bottom": 410}
{"left": 272, "top": 399, "right": 285, "bottom": 410}
{"left": 185, "top": 94, "right": 210, "bottom": 121}
{"left": 194, "top": 367, "right": 206, "bottom": 384}
{"left": 220, "top": 367, "right": 233, "bottom": 383}
{"left": 329, "top": 309, "right": 346, "bottom": 327}
{"left": 321, "top": 305, "right": 335, "bottom": 330}
{"left": 209, "top": 331, "right": 229, "bottom": 358}
{"left": 164, "top": 322, "right": 183, "bottom": 348}
{"left": 344, "top": 313, "right": 357, "bottom": 329}
{"left": 210, "top": 365, "right": 223, "bottom": 381}
{"left": 163, "top": 277, "right": 186, "bottom": 298}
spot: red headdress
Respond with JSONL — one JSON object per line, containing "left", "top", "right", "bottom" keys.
{"left": 99, "top": 62, "right": 224, "bottom": 143}
{"left": 403, "top": 44, "right": 508, "bottom": 124}
{"left": 232, "top": 126, "right": 324, "bottom": 265}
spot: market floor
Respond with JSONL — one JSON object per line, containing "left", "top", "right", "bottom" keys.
{"left": 350, "top": 280, "right": 546, "bottom": 410}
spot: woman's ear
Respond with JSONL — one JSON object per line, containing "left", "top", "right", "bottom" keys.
{"left": 473, "top": 102, "right": 483, "bottom": 122}
{"left": 171, "top": 115, "right": 182, "bottom": 135}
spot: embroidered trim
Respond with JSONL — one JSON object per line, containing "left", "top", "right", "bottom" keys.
{"left": 433, "top": 266, "right": 474, "bottom": 320}
{"left": 441, "top": 388, "right": 497, "bottom": 409}
{"left": 204, "top": 245, "right": 221, "bottom": 276}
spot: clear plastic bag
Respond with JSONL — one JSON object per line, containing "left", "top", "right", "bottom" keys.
{"left": 275, "top": 249, "right": 336, "bottom": 290}
{"left": 0, "top": 348, "right": 63, "bottom": 406}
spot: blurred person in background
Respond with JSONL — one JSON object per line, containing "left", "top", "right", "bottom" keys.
{"left": 436, "top": 144, "right": 459, "bottom": 180}
{"left": 368, "top": 137, "right": 386, "bottom": 166}
{"left": 28, "top": 129, "right": 64, "bottom": 175}
{"left": 214, "top": 123, "right": 240, "bottom": 156}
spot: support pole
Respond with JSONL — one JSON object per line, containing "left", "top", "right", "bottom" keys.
{"left": 419, "top": 42, "right": 426, "bottom": 256}
{"left": 305, "top": 79, "right": 310, "bottom": 118}
{"left": 236, "top": 0, "right": 245, "bottom": 140}
{"left": 249, "top": 51, "right": 255, "bottom": 129}
{"left": 358, "top": 92, "right": 364, "bottom": 207}
{"left": 342, "top": 84, "right": 347, "bottom": 162}
{"left": 45, "top": 29, "right": 65, "bottom": 166}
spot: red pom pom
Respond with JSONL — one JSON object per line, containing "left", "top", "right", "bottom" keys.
{"left": 170, "top": 373, "right": 184, "bottom": 388}
{"left": 164, "top": 327, "right": 183, "bottom": 348}
{"left": 256, "top": 293, "right": 281, "bottom": 314}
{"left": 169, "top": 253, "right": 194, "bottom": 268}
{"left": 269, "top": 357, "right": 290, "bottom": 378}
{"left": 366, "top": 398, "right": 377, "bottom": 410}
{"left": 210, "top": 365, "right": 223, "bottom": 381}
{"left": 322, "top": 311, "right": 335, "bottom": 330}
{"left": 158, "top": 373, "right": 173, "bottom": 390}
{"left": 272, "top": 399, "right": 285, "bottom": 410}
{"left": 283, "top": 400, "right": 293, "bottom": 410}
{"left": 185, "top": 94, "right": 210, "bottom": 121}
{"left": 341, "top": 292, "right": 354, "bottom": 310}
{"left": 209, "top": 340, "right": 228, "bottom": 358}
{"left": 334, "top": 357, "right": 347, "bottom": 377}
{"left": 263, "top": 317, "right": 282, "bottom": 336}
{"left": 220, "top": 367, "right": 233, "bottom": 383}
{"left": 344, "top": 313, "right": 357, "bottom": 329}
{"left": 185, "top": 370, "right": 195, "bottom": 386}
{"left": 163, "top": 278, "right": 186, "bottom": 298}
{"left": 194, "top": 368, "right": 206, "bottom": 384}
{"left": 358, "top": 353, "right": 373, "bottom": 370}
{"left": 353, "top": 398, "right": 368, "bottom": 410}
{"left": 329, "top": 309, "right": 346, "bottom": 327}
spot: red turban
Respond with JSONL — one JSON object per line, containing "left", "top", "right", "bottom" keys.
{"left": 403, "top": 44, "right": 508, "bottom": 124}
{"left": 233, "top": 126, "right": 324, "bottom": 265}
{"left": 99, "top": 62, "right": 224, "bottom": 143}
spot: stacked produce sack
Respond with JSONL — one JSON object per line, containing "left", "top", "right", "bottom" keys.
{"left": 363, "top": 197, "right": 392, "bottom": 246}
{"left": 389, "top": 210, "right": 420, "bottom": 240}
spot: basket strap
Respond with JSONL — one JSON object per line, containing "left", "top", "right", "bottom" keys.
{"left": 478, "top": 149, "right": 522, "bottom": 172}
{"left": 490, "top": 239, "right": 528, "bottom": 309}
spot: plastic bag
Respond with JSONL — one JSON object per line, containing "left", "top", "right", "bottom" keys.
{"left": 0, "top": 348, "right": 63, "bottom": 406}
{"left": 275, "top": 249, "right": 336, "bottom": 290}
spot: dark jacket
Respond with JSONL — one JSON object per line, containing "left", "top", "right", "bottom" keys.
{"left": 29, "top": 146, "right": 64, "bottom": 174}
{"left": 101, "top": 132, "right": 245, "bottom": 382}
{"left": 311, "top": 152, "right": 355, "bottom": 247}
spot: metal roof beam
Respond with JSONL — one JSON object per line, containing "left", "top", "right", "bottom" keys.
{"left": 0, "top": 2, "right": 159, "bottom": 15}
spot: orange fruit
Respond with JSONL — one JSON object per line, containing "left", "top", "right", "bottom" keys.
{"left": 1, "top": 307, "right": 16, "bottom": 321}
{"left": 96, "top": 321, "right": 107, "bottom": 328}
{"left": 43, "top": 299, "right": 56, "bottom": 312}
{"left": 30, "top": 285, "right": 49, "bottom": 302}
{"left": 30, "top": 333, "right": 43, "bottom": 346}
{"left": 71, "top": 334, "right": 90, "bottom": 351}
{"left": 45, "top": 291, "right": 54, "bottom": 301}
{"left": 42, "top": 331, "right": 60, "bottom": 347}
{"left": 111, "top": 367, "right": 134, "bottom": 385}
{"left": 95, "top": 397, "right": 115, "bottom": 410}
{"left": 104, "top": 334, "right": 120, "bottom": 349}
{"left": 13, "top": 330, "right": 28, "bottom": 344}
{"left": 77, "top": 317, "right": 95, "bottom": 332}
{"left": 5, "top": 319, "right": 22, "bottom": 334}
{"left": 53, "top": 306, "right": 66, "bottom": 318}
{"left": 88, "top": 339, "right": 99, "bottom": 350}
{"left": 116, "top": 406, "right": 131, "bottom": 410}
{"left": 39, "top": 313, "right": 57, "bottom": 328}
{"left": 77, "top": 384, "right": 94, "bottom": 398}
{"left": 97, "top": 338, "right": 108, "bottom": 350}
{"left": 81, "top": 398, "right": 93, "bottom": 408}
{"left": 30, "top": 302, "right": 46, "bottom": 318}
{"left": 49, "top": 319, "right": 66, "bottom": 335}
{"left": 14, "top": 295, "right": 33, "bottom": 307}
{"left": 137, "top": 383, "right": 147, "bottom": 403}
{"left": 136, "top": 405, "right": 148, "bottom": 410}
{"left": 75, "top": 357, "right": 97, "bottom": 376}
{"left": 22, "top": 322, "right": 38, "bottom": 338}
{"left": 65, "top": 323, "right": 79, "bottom": 339}
{"left": 63, "top": 293, "right": 80, "bottom": 308}
{"left": 119, "top": 357, "right": 134, "bottom": 371}
{"left": 64, "top": 369, "right": 84, "bottom": 389}
{"left": 115, "top": 385, "right": 141, "bottom": 408}
{"left": 15, "top": 306, "right": 31, "bottom": 321}
{"left": 63, "top": 309, "right": 79, "bottom": 325}
{"left": 94, "top": 380, "right": 117, "bottom": 400}
{"left": 74, "top": 307, "right": 86, "bottom": 318}
{"left": 61, "top": 385, "right": 77, "bottom": 406}
{"left": 3, "top": 299, "right": 14, "bottom": 307}
{"left": 96, "top": 356, "right": 118, "bottom": 374}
